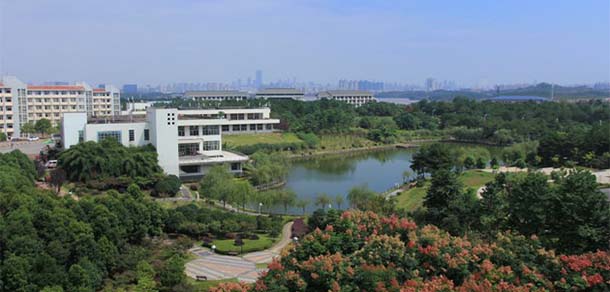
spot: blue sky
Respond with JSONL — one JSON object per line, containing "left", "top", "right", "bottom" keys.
{"left": 0, "top": 0, "right": 608, "bottom": 86}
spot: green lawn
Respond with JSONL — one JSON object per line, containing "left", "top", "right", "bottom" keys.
{"left": 396, "top": 170, "right": 496, "bottom": 212}
{"left": 395, "top": 182, "right": 429, "bottom": 212}
{"left": 211, "top": 234, "right": 275, "bottom": 254}
{"left": 187, "top": 277, "right": 240, "bottom": 291}
{"left": 223, "top": 132, "right": 302, "bottom": 146}
{"left": 459, "top": 170, "right": 495, "bottom": 188}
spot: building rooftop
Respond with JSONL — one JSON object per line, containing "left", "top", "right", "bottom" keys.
{"left": 488, "top": 95, "right": 551, "bottom": 102}
{"left": 185, "top": 90, "right": 249, "bottom": 97}
{"left": 256, "top": 88, "right": 304, "bottom": 95}
{"left": 27, "top": 85, "right": 85, "bottom": 91}
{"left": 318, "top": 90, "right": 374, "bottom": 96}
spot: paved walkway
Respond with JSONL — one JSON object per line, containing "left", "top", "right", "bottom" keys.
{"left": 185, "top": 221, "right": 294, "bottom": 283}
{"left": 481, "top": 167, "right": 610, "bottom": 184}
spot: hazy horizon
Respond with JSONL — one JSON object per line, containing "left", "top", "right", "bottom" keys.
{"left": 1, "top": 0, "right": 609, "bottom": 86}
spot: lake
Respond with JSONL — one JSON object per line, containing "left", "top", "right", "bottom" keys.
{"left": 280, "top": 148, "right": 417, "bottom": 214}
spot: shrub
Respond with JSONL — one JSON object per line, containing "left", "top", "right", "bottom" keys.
{"left": 153, "top": 175, "right": 181, "bottom": 197}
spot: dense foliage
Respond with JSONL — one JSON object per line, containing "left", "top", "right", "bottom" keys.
{"left": 0, "top": 153, "right": 174, "bottom": 291}
{"left": 212, "top": 210, "right": 610, "bottom": 292}
{"left": 58, "top": 139, "right": 162, "bottom": 183}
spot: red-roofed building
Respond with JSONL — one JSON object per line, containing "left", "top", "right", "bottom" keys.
{"left": 0, "top": 76, "right": 120, "bottom": 138}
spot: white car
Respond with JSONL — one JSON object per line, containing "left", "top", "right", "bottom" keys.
{"left": 45, "top": 160, "right": 58, "bottom": 169}
{"left": 28, "top": 136, "right": 40, "bottom": 141}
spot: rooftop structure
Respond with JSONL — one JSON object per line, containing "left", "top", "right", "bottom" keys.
{"left": 185, "top": 90, "right": 249, "bottom": 101}
{"left": 317, "top": 90, "right": 376, "bottom": 107}
{"left": 255, "top": 88, "right": 304, "bottom": 100}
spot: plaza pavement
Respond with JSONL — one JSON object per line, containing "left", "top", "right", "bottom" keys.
{"left": 185, "top": 221, "right": 293, "bottom": 283}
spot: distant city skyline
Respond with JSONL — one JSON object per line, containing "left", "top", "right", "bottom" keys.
{"left": 1, "top": 1, "right": 608, "bottom": 86}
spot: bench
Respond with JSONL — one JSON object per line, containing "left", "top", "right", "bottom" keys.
{"left": 196, "top": 275, "right": 208, "bottom": 281}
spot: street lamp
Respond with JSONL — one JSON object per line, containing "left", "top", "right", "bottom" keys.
{"left": 211, "top": 245, "right": 216, "bottom": 253}
{"left": 293, "top": 236, "right": 298, "bottom": 243}
{"left": 258, "top": 202, "right": 263, "bottom": 214}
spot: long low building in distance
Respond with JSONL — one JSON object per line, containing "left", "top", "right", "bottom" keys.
{"left": 61, "top": 107, "right": 279, "bottom": 180}
{"left": 317, "top": 90, "right": 375, "bottom": 106}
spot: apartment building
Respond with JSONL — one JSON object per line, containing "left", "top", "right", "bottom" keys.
{"left": 185, "top": 90, "right": 249, "bottom": 101}
{"left": 0, "top": 76, "right": 120, "bottom": 138}
{"left": 0, "top": 77, "right": 26, "bottom": 137}
{"left": 62, "top": 107, "right": 255, "bottom": 180}
{"left": 255, "top": 88, "right": 304, "bottom": 100}
{"left": 317, "top": 90, "right": 375, "bottom": 107}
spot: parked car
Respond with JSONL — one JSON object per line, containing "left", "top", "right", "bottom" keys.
{"left": 28, "top": 136, "right": 40, "bottom": 141}
{"left": 52, "top": 134, "right": 61, "bottom": 141}
{"left": 45, "top": 160, "right": 58, "bottom": 169}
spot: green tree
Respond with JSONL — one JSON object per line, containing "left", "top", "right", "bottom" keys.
{"left": 347, "top": 185, "right": 376, "bottom": 210}
{"left": 296, "top": 199, "right": 309, "bottom": 215}
{"left": 334, "top": 194, "right": 344, "bottom": 210}
{"left": 134, "top": 261, "right": 157, "bottom": 292}
{"left": 199, "top": 165, "right": 234, "bottom": 208}
{"left": 35, "top": 119, "right": 52, "bottom": 136}
{"left": 276, "top": 189, "right": 297, "bottom": 214}
{"left": 314, "top": 193, "right": 332, "bottom": 210}
{"left": 159, "top": 255, "right": 185, "bottom": 289}
{"left": 411, "top": 143, "right": 455, "bottom": 176}
{"left": 21, "top": 122, "right": 35, "bottom": 135}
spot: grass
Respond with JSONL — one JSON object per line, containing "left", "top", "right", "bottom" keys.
{"left": 395, "top": 182, "right": 429, "bottom": 211}
{"left": 211, "top": 234, "right": 275, "bottom": 254}
{"left": 459, "top": 170, "right": 495, "bottom": 188}
{"left": 318, "top": 134, "right": 376, "bottom": 150}
{"left": 256, "top": 263, "right": 268, "bottom": 269}
{"left": 187, "top": 277, "right": 241, "bottom": 291}
{"left": 223, "top": 132, "right": 302, "bottom": 146}
{"left": 395, "top": 170, "right": 496, "bottom": 212}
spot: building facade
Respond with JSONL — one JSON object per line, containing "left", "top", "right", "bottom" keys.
{"left": 62, "top": 107, "right": 254, "bottom": 180}
{"left": 255, "top": 88, "right": 304, "bottom": 100}
{"left": 317, "top": 90, "right": 375, "bottom": 107}
{"left": 184, "top": 90, "right": 248, "bottom": 101}
{"left": 0, "top": 76, "right": 120, "bottom": 138}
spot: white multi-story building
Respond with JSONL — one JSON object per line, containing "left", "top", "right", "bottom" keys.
{"left": 317, "top": 90, "right": 375, "bottom": 107}
{"left": 0, "top": 76, "right": 120, "bottom": 138}
{"left": 121, "top": 106, "right": 280, "bottom": 135}
{"left": 62, "top": 107, "right": 255, "bottom": 180}
{"left": 185, "top": 90, "right": 249, "bottom": 101}
{"left": 255, "top": 88, "right": 304, "bottom": 100}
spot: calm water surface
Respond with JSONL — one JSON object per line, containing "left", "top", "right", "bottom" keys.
{"left": 281, "top": 148, "right": 416, "bottom": 214}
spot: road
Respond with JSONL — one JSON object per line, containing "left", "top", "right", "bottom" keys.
{"left": 0, "top": 140, "right": 48, "bottom": 156}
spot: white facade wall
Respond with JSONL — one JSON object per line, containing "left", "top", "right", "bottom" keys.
{"left": 147, "top": 108, "right": 180, "bottom": 176}
{"left": 61, "top": 112, "right": 88, "bottom": 148}
{"left": 84, "top": 122, "right": 148, "bottom": 146}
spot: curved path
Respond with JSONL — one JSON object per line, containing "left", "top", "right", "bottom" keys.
{"left": 185, "top": 221, "right": 294, "bottom": 283}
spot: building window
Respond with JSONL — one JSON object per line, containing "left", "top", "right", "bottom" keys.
{"left": 144, "top": 129, "right": 150, "bottom": 141}
{"left": 202, "top": 140, "right": 220, "bottom": 151}
{"left": 232, "top": 125, "right": 240, "bottom": 131}
{"left": 231, "top": 163, "right": 241, "bottom": 171}
{"left": 178, "top": 143, "right": 199, "bottom": 156}
{"left": 201, "top": 125, "right": 219, "bottom": 135}
{"left": 222, "top": 125, "right": 229, "bottom": 132}
{"left": 257, "top": 124, "right": 263, "bottom": 130}
{"left": 240, "top": 124, "right": 247, "bottom": 131}
{"left": 266, "top": 124, "right": 273, "bottom": 130}
{"left": 78, "top": 130, "right": 84, "bottom": 143}
{"left": 97, "top": 131, "right": 121, "bottom": 142}
{"left": 178, "top": 126, "right": 185, "bottom": 136}
{"left": 250, "top": 124, "right": 256, "bottom": 131}
{"left": 189, "top": 126, "right": 199, "bottom": 136}
{"left": 129, "top": 129, "right": 135, "bottom": 141}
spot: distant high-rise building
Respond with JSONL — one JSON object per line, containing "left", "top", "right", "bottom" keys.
{"left": 255, "top": 70, "right": 263, "bottom": 89}
{"left": 425, "top": 78, "right": 436, "bottom": 92}
{"left": 122, "top": 84, "right": 138, "bottom": 94}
